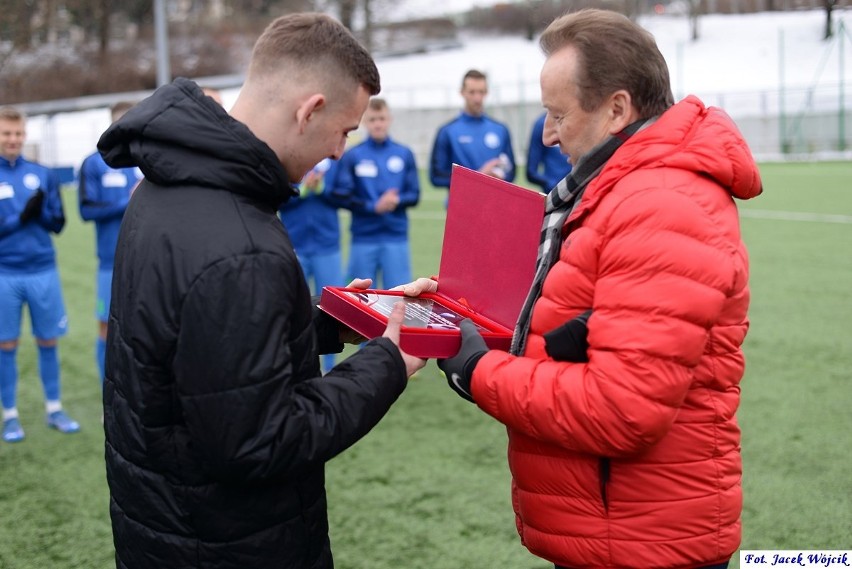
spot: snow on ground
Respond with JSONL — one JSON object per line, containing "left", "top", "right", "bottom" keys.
{"left": 25, "top": 8, "right": 852, "bottom": 166}
{"left": 373, "top": 9, "right": 849, "bottom": 107}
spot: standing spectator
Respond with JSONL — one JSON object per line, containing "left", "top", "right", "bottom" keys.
{"left": 0, "top": 106, "right": 79, "bottom": 443}
{"left": 77, "top": 101, "right": 142, "bottom": 388}
{"left": 96, "top": 13, "right": 426, "bottom": 569}
{"left": 434, "top": 9, "right": 762, "bottom": 569}
{"left": 333, "top": 98, "right": 420, "bottom": 289}
{"left": 279, "top": 157, "right": 343, "bottom": 373}
{"left": 525, "top": 111, "right": 572, "bottom": 193}
{"left": 429, "top": 69, "right": 515, "bottom": 202}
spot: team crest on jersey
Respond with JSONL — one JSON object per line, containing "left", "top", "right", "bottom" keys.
{"left": 23, "top": 173, "right": 41, "bottom": 190}
{"left": 386, "top": 156, "right": 404, "bottom": 173}
{"left": 484, "top": 132, "right": 501, "bottom": 149}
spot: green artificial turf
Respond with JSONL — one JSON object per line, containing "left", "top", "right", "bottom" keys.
{"left": 1, "top": 161, "right": 849, "bottom": 568}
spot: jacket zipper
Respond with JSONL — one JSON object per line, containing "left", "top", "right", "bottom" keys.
{"left": 599, "top": 457, "right": 611, "bottom": 512}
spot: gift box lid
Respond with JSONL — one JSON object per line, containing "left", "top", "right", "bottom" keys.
{"left": 437, "top": 165, "right": 545, "bottom": 330}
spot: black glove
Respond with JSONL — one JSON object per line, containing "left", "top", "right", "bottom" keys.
{"left": 437, "top": 319, "right": 488, "bottom": 403}
{"left": 19, "top": 190, "right": 45, "bottom": 224}
{"left": 543, "top": 309, "right": 592, "bottom": 362}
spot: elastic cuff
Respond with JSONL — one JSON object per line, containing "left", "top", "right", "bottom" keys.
{"left": 364, "top": 337, "right": 408, "bottom": 387}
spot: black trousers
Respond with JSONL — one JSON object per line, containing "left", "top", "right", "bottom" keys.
{"left": 555, "top": 563, "right": 729, "bottom": 569}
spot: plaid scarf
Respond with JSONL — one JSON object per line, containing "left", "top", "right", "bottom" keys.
{"left": 509, "top": 118, "right": 652, "bottom": 356}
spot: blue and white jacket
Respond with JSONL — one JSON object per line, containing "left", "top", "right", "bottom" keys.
{"left": 78, "top": 151, "right": 142, "bottom": 270}
{"left": 333, "top": 137, "right": 420, "bottom": 243}
{"left": 0, "top": 155, "right": 65, "bottom": 274}
{"left": 279, "top": 158, "right": 342, "bottom": 257}
{"left": 526, "top": 113, "right": 572, "bottom": 193}
{"left": 429, "top": 112, "right": 515, "bottom": 189}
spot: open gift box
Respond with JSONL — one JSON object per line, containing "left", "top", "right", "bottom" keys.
{"left": 319, "top": 165, "right": 545, "bottom": 358}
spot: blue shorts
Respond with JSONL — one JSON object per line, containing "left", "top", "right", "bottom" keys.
{"left": 96, "top": 268, "right": 113, "bottom": 322}
{"left": 347, "top": 241, "right": 411, "bottom": 289}
{"left": 0, "top": 269, "right": 68, "bottom": 341}
{"left": 297, "top": 250, "right": 343, "bottom": 294}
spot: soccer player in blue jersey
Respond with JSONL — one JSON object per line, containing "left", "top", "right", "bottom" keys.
{"left": 429, "top": 69, "right": 515, "bottom": 203}
{"left": 333, "top": 98, "right": 420, "bottom": 289}
{"left": 279, "top": 158, "right": 343, "bottom": 373}
{"left": 0, "top": 106, "right": 79, "bottom": 443}
{"left": 77, "top": 101, "right": 143, "bottom": 387}
{"left": 525, "top": 112, "right": 572, "bottom": 193}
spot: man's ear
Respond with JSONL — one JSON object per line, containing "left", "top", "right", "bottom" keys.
{"left": 296, "top": 94, "right": 326, "bottom": 134}
{"left": 607, "top": 89, "right": 637, "bottom": 134}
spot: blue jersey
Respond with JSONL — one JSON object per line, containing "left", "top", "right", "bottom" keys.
{"left": 279, "top": 158, "right": 341, "bottom": 257}
{"left": 526, "top": 113, "right": 572, "bottom": 193}
{"left": 429, "top": 112, "right": 515, "bottom": 189}
{"left": 0, "top": 155, "right": 65, "bottom": 274}
{"left": 333, "top": 137, "right": 420, "bottom": 243}
{"left": 77, "top": 151, "right": 141, "bottom": 269}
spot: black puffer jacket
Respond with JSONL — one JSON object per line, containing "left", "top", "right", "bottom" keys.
{"left": 98, "top": 78, "right": 408, "bottom": 569}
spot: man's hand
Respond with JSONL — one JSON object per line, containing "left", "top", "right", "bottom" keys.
{"left": 391, "top": 277, "right": 438, "bottom": 297}
{"left": 383, "top": 302, "right": 426, "bottom": 378}
{"left": 346, "top": 277, "right": 372, "bottom": 290}
{"left": 478, "top": 157, "right": 503, "bottom": 178}
{"left": 337, "top": 277, "right": 374, "bottom": 344}
{"left": 543, "top": 309, "right": 592, "bottom": 362}
{"left": 19, "top": 190, "right": 44, "bottom": 224}
{"left": 375, "top": 188, "right": 400, "bottom": 214}
{"left": 437, "top": 319, "right": 488, "bottom": 402}
{"left": 302, "top": 170, "right": 324, "bottom": 193}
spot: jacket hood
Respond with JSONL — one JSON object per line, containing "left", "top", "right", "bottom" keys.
{"left": 97, "top": 77, "right": 294, "bottom": 207}
{"left": 574, "top": 95, "right": 762, "bottom": 219}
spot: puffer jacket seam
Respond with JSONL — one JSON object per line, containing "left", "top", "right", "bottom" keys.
{"left": 705, "top": 332, "right": 724, "bottom": 563}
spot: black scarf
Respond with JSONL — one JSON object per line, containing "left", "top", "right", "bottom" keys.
{"left": 509, "top": 118, "right": 653, "bottom": 356}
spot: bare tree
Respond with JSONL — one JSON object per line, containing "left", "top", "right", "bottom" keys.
{"left": 688, "top": 0, "right": 702, "bottom": 41}
{"left": 97, "top": 0, "right": 111, "bottom": 58}
{"left": 338, "top": 0, "right": 357, "bottom": 30}
{"left": 362, "top": 0, "right": 372, "bottom": 51}
{"left": 3, "top": 0, "right": 39, "bottom": 49}
{"left": 824, "top": 0, "right": 838, "bottom": 40}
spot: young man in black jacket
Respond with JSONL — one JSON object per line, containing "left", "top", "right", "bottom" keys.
{"left": 98, "top": 13, "right": 426, "bottom": 569}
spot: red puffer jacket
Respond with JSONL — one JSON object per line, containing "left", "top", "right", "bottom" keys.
{"left": 471, "top": 96, "right": 762, "bottom": 569}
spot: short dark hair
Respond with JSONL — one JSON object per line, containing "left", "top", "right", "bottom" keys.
{"left": 250, "top": 13, "right": 380, "bottom": 96}
{"left": 368, "top": 97, "right": 388, "bottom": 111}
{"left": 540, "top": 9, "right": 673, "bottom": 118}
{"left": 461, "top": 69, "right": 487, "bottom": 89}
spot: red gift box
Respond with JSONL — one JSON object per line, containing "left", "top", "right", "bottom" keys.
{"left": 319, "top": 165, "right": 545, "bottom": 358}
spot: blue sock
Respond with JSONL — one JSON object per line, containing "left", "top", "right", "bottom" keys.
{"left": 96, "top": 337, "right": 106, "bottom": 387}
{"left": 0, "top": 348, "right": 18, "bottom": 410}
{"left": 37, "top": 345, "right": 61, "bottom": 402}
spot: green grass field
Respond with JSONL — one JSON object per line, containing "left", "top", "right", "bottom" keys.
{"left": 0, "top": 162, "right": 850, "bottom": 568}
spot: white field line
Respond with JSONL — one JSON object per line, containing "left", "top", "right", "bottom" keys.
{"left": 410, "top": 209, "right": 852, "bottom": 224}
{"left": 740, "top": 209, "right": 852, "bottom": 224}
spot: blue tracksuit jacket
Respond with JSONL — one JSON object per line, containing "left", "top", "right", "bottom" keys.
{"left": 78, "top": 151, "right": 142, "bottom": 270}
{"left": 279, "top": 159, "right": 342, "bottom": 257}
{"left": 525, "top": 113, "right": 572, "bottom": 193}
{"left": 332, "top": 137, "right": 420, "bottom": 243}
{"left": 0, "top": 155, "right": 64, "bottom": 274}
{"left": 429, "top": 112, "right": 515, "bottom": 189}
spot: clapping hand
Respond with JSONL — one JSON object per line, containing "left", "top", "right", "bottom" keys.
{"left": 19, "top": 190, "right": 44, "bottom": 224}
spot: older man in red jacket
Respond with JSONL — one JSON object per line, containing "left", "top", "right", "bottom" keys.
{"left": 433, "top": 8, "right": 762, "bottom": 569}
